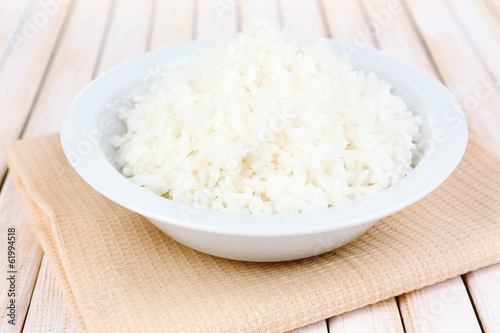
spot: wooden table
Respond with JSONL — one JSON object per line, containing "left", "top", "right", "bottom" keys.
{"left": 1, "top": 0, "right": 499, "bottom": 332}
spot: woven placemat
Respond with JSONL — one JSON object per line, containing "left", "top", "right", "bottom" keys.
{"left": 4, "top": 134, "right": 500, "bottom": 332}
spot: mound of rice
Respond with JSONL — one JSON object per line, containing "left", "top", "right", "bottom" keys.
{"left": 112, "top": 23, "right": 421, "bottom": 215}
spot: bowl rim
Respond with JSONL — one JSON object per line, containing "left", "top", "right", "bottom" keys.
{"left": 60, "top": 38, "right": 468, "bottom": 237}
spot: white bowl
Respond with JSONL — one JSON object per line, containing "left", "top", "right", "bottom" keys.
{"left": 60, "top": 39, "right": 468, "bottom": 262}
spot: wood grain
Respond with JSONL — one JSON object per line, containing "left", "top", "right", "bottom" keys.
{"left": 321, "top": 0, "right": 376, "bottom": 48}
{"left": 446, "top": 0, "right": 500, "bottom": 80}
{"left": 405, "top": 0, "right": 500, "bottom": 153}
{"left": 196, "top": 0, "right": 238, "bottom": 39}
{"left": 0, "top": 0, "right": 72, "bottom": 183}
{"left": 5, "top": 0, "right": 112, "bottom": 330}
{"left": 21, "top": 0, "right": 150, "bottom": 331}
{"left": 279, "top": 0, "right": 327, "bottom": 36}
{"left": 289, "top": 319, "right": 328, "bottom": 333}
{"left": 360, "top": 0, "right": 435, "bottom": 74}
{"left": 150, "top": 0, "right": 195, "bottom": 50}
{"left": 328, "top": 299, "right": 404, "bottom": 332}
{"left": 464, "top": 262, "right": 500, "bottom": 332}
{"left": 20, "top": 0, "right": 113, "bottom": 137}
{"left": 0, "top": 0, "right": 74, "bottom": 330}
{"left": 2, "top": 2, "right": 114, "bottom": 323}
{"left": 398, "top": 277, "right": 482, "bottom": 333}
{"left": 0, "top": 177, "right": 43, "bottom": 333}
{"left": 96, "top": 0, "right": 153, "bottom": 74}
{"left": 484, "top": 0, "right": 500, "bottom": 18}
{"left": 0, "top": 0, "right": 34, "bottom": 60}
{"left": 22, "top": 258, "right": 78, "bottom": 332}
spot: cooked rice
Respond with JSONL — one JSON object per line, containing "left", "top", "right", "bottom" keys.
{"left": 112, "top": 23, "right": 421, "bottom": 214}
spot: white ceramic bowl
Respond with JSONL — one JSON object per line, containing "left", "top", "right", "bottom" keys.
{"left": 60, "top": 39, "right": 468, "bottom": 262}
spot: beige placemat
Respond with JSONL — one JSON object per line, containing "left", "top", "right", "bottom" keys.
{"left": 4, "top": 134, "right": 500, "bottom": 332}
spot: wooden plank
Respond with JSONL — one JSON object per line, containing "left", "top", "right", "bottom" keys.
{"left": 96, "top": 0, "right": 154, "bottom": 74}
{"left": 398, "top": 277, "right": 482, "bottom": 333}
{"left": 359, "top": 0, "right": 434, "bottom": 74}
{"left": 20, "top": 0, "right": 114, "bottom": 137}
{"left": 446, "top": 0, "right": 500, "bottom": 80}
{"left": 464, "top": 263, "right": 500, "bottom": 332}
{"left": 289, "top": 320, "right": 328, "bottom": 333}
{"left": 0, "top": 0, "right": 36, "bottom": 60}
{"left": 0, "top": 0, "right": 72, "bottom": 185}
{"left": 150, "top": 0, "right": 195, "bottom": 50}
{"left": 0, "top": 177, "right": 43, "bottom": 332}
{"left": 484, "top": 0, "right": 500, "bottom": 18}
{"left": 321, "top": 0, "right": 376, "bottom": 48}
{"left": 22, "top": 257, "right": 79, "bottom": 332}
{"left": 196, "top": 0, "right": 238, "bottom": 40}
{"left": 328, "top": 299, "right": 404, "bottom": 332}
{"left": 279, "top": 0, "right": 327, "bottom": 36}
{"left": 405, "top": 0, "right": 500, "bottom": 153}
{"left": 0, "top": 0, "right": 113, "bottom": 330}
{"left": 439, "top": 6, "right": 500, "bottom": 327}
{"left": 21, "top": 0, "right": 151, "bottom": 331}
{"left": 239, "top": 0, "right": 281, "bottom": 29}
{"left": 0, "top": 2, "right": 73, "bottom": 330}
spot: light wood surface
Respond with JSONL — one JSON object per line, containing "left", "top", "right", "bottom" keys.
{"left": 399, "top": 277, "right": 482, "bottom": 333}
{"left": 321, "top": 0, "right": 376, "bottom": 49}
{"left": 279, "top": 0, "right": 327, "bottom": 36}
{"left": 290, "top": 319, "right": 328, "bottom": 333}
{"left": 151, "top": 0, "right": 195, "bottom": 50}
{"left": 22, "top": 258, "right": 78, "bottom": 333}
{"left": 449, "top": 0, "right": 500, "bottom": 81}
{"left": 0, "top": 0, "right": 499, "bottom": 332}
{"left": 406, "top": 0, "right": 500, "bottom": 153}
{"left": 0, "top": 177, "right": 42, "bottom": 333}
{"left": 0, "top": 0, "right": 31, "bottom": 58}
{"left": 328, "top": 298, "right": 405, "bottom": 332}
{"left": 465, "top": 262, "right": 500, "bottom": 332}
{"left": 196, "top": 0, "right": 238, "bottom": 40}
{"left": 0, "top": 0, "right": 71, "bottom": 180}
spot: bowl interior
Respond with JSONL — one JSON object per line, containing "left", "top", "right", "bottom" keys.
{"left": 61, "top": 39, "right": 468, "bottom": 236}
